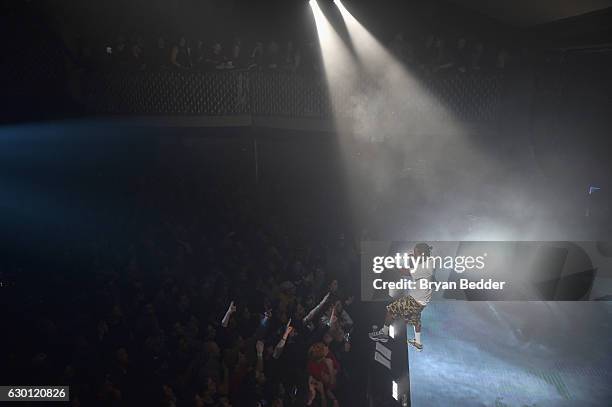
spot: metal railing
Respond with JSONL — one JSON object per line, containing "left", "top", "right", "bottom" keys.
{"left": 83, "top": 70, "right": 505, "bottom": 122}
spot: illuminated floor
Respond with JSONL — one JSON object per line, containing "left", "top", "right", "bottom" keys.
{"left": 407, "top": 301, "right": 612, "bottom": 406}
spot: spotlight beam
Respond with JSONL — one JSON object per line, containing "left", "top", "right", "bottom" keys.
{"left": 309, "top": 0, "right": 357, "bottom": 113}
{"left": 334, "top": 0, "right": 405, "bottom": 79}
{"left": 334, "top": 0, "right": 462, "bottom": 137}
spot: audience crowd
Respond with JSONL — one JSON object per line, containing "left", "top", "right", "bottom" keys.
{"left": 79, "top": 31, "right": 516, "bottom": 74}
{"left": 4, "top": 148, "right": 361, "bottom": 407}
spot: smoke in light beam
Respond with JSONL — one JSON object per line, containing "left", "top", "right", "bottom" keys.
{"left": 334, "top": 0, "right": 458, "bottom": 139}
{"left": 309, "top": 0, "right": 357, "bottom": 115}
{"left": 333, "top": 0, "right": 399, "bottom": 76}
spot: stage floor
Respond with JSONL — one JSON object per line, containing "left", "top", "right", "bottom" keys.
{"left": 407, "top": 301, "right": 612, "bottom": 406}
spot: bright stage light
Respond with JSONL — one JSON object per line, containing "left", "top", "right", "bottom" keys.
{"left": 308, "top": 0, "right": 357, "bottom": 114}
{"left": 309, "top": 1, "right": 333, "bottom": 47}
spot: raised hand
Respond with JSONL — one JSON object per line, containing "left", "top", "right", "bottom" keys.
{"left": 256, "top": 340, "right": 264, "bottom": 355}
{"left": 222, "top": 301, "right": 237, "bottom": 327}
{"left": 330, "top": 307, "right": 337, "bottom": 325}
{"left": 283, "top": 318, "right": 293, "bottom": 338}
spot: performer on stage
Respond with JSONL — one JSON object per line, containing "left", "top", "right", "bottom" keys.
{"left": 368, "top": 242, "right": 433, "bottom": 351}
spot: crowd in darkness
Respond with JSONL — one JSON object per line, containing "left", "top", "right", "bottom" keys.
{"left": 4, "top": 141, "right": 360, "bottom": 407}
{"left": 97, "top": 36, "right": 310, "bottom": 73}
{"left": 82, "top": 31, "right": 516, "bottom": 74}
{"left": 4, "top": 4, "right": 517, "bottom": 405}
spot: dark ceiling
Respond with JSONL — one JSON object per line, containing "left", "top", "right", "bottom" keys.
{"left": 449, "top": 0, "right": 612, "bottom": 26}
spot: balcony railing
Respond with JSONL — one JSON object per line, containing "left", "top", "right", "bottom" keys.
{"left": 83, "top": 70, "right": 505, "bottom": 123}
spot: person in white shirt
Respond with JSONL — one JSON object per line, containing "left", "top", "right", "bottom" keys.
{"left": 369, "top": 243, "right": 433, "bottom": 351}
